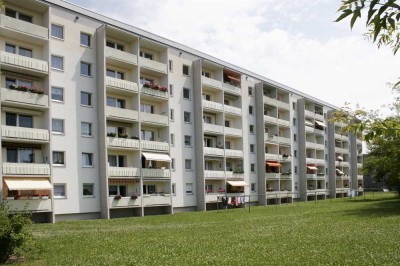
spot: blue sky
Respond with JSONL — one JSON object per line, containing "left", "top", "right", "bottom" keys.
{"left": 67, "top": 0, "right": 400, "bottom": 113}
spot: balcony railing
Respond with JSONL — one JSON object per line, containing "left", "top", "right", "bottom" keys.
{"left": 0, "top": 51, "right": 48, "bottom": 74}
{"left": 203, "top": 100, "right": 223, "bottom": 111}
{"left": 0, "top": 14, "right": 48, "bottom": 41}
{"left": 276, "top": 100, "right": 290, "bottom": 110}
{"left": 264, "top": 115, "right": 278, "bottom": 124}
{"left": 265, "top": 133, "right": 278, "bottom": 142}
{"left": 4, "top": 199, "right": 52, "bottom": 212}
{"left": 108, "top": 167, "right": 141, "bottom": 177}
{"left": 2, "top": 163, "right": 50, "bottom": 175}
{"left": 307, "top": 174, "right": 317, "bottom": 179}
{"left": 109, "top": 196, "right": 141, "bottom": 208}
{"left": 278, "top": 118, "right": 290, "bottom": 127}
{"left": 139, "top": 57, "right": 167, "bottom": 74}
{"left": 204, "top": 147, "right": 224, "bottom": 157}
{"left": 107, "top": 137, "right": 140, "bottom": 149}
{"left": 105, "top": 46, "right": 138, "bottom": 65}
{"left": 205, "top": 193, "right": 225, "bottom": 202}
{"left": 224, "top": 105, "right": 241, "bottom": 116}
{"left": 140, "top": 85, "right": 168, "bottom": 99}
{"left": 140, "top": 112, "right": 168, "bottom": 126}
{"left": 357, "top": 175, "right": 363, "bottom": 180}
{"left": 204, "top": 170, "right": 226, "bottom": 179}
{"left": 225, "top": 149, "right": 243, "bottom": 158}
{"left": 2, "top": 126, "right": 49, "bottom": 142}
{"left": 266, "top": 173, "right": 280, "bottom": 179}
{"left": 223, "top": 82, "right": 241, "bottom": 95}
{"left": 335, "top": 147, "right": 349, "bottom": 154}
{"left": 143, "top": 194, "right": 171, "bottom": 206}
{"left": 106, "top": 106, "right": 138, "bottom": 122}
{"left": 142, "top": 168, "right": 170, "bottom": 178}
{"left": 335, "top": 133, "right": 349, "bottom": 141}
{"left": 141, "top": 140, "right": 169, "bottom": 151}
{"left": 202, "top": 77, "right": 222, "bottom": 89}
{"left": 1, "top": 87, "right": 49, "bottom": 108}
{"left": 224, "top": 127, "right": 242, "bottom": 137}
{"left": 265, "top": 153, "right": 279, "bottom": 160}
{"left": 336, "top": 161, "right": 350, "bottom": 167}
{"left": 304, "top": 110, "right": 315, "bottom": 118}
{"left": 106, "top": 77, "right": 138, "bottom": 93}
{"left": 278, "top": 136, "right": 291, "bottom": 145}
{"left": 226, "top": 172, "right": 244, "bottom": 179}
{"left": 203, "top": 123, "right": 223, "bottom": 134}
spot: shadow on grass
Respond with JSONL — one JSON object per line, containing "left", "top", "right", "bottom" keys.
{"left": 343, "top": 197, "right": 400, "bottom": 217}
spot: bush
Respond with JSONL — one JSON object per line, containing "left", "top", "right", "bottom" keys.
{"left": 0, "top": 203, "right": 32, "bottom": 263}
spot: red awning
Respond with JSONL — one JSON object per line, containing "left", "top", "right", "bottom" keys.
{"left": 227, "top": 75, "right": 241, "bottom": 82}
{"left": 266, "top": 162, "right": 281, "bottom": 167}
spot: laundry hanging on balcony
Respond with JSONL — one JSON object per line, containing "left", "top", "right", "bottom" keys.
{"left": 142, "top": 152, "right": 171, "bottom": 162}
{"left": 4, "top": 178, "right": 52, "bottom": 190}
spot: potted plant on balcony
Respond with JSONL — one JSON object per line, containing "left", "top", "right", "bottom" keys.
{"left": 143, "top": 83, "right": 152, "bottom": 88}
{"left": 218, "top": 189, "right": 225, "bottom": 193}
{"left": 130, "top": 193, "right": 138, "bottom": 200}
{"left": 114, "top": 195, "right": 122, "bottom": 200}
{"left": 118, "top": 132, "right": 128, "bottom": 138}
{"left": 28, "top": 87, "right": 45, "bottom": 95}
{"left": 41, "top": 194, "right": 49, "bottom": 200}
{"left": 107, "top": 132, "right": 116, "bottom": 137}
{"left": 233, "top": 169, "right": 244, "bottom": 174}
{"left": 32, "top": 194, "right": 40, "bottom": 200}
{"left": 131, "top": 135, "right": 139, "bottom": 140}
{"left": 153, "top": 84, "right": 161, "bottom": 90}
{"left": 160, "top": 86, "right": 168, "bottom": 92}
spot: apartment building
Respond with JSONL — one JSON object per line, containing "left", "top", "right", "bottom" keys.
{"left": 0, "top": 0, "right": 363, "bottom": 222}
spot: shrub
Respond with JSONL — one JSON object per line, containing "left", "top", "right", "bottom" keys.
{"left": 0, "top": 203, "right": 32, "bottom": 263}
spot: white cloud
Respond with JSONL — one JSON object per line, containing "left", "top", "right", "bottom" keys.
{"left": 69, "top": 0, "right": 400, "bottom": 112}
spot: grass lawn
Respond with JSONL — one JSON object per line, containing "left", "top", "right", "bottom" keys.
{"left": 21, "top": 192, "right": 400, "bottom": 265}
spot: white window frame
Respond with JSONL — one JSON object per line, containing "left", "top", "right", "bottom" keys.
{"left": 52, "top": 118, "right": 64, "bottom": 134}
{"left": 51, "top": 24, "right": 64, "bottom": 40}
{"left": 52, "top": 151, "right": 65, "bottom": 166}
{"left": 81, "top": 91, "right": 92, "bottom": 107}
{"left": 80, "top": 32, "right": 91, "bottom": 47}
{"left": 185, "top": 183, "right": 193, "bottom": 194}
{"left": 51, "top": 55, "right": 64, "bottom": 71}
{"left": 82, "top": 153, "right": 93, "bottom": 167}
{"left": 182, "top": 64, "right": 190, "bottom": 76}
{"left": 80, "top": 61, "right": 92, "bottom": 77}
{"left": 54, "top": 184, "right": 66, "bottom": 199}
{"left": 185, "top": 159, "right": 192, "bottom": 171}
{"left": 81, "top": 122, "right": 92, "bottom": 137}
{"left": 183, "top": 88, "right": 190, "bottom": 100}
{"left": 51, "top": 86, "right": 64, "bottom": 103}
{"left": 83, "top": 183, "right": 94, "bottom": 197}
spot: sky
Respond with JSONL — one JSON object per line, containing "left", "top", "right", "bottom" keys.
{"left": 68, "top": 0, "right": 400, "bottom": 113}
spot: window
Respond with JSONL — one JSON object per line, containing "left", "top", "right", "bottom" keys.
{"left": 294, "top": 134, "right": 297, "bottom": 141}
{"left": 250, "top": 163, "right": 255, "bottom": 173}
{"left": 5, "top": 8, "right": 32, "bottom": 22}
{"left": 81, "top": 122, "right": 92, "bottom": 136}
{"left": 172, "top": 183, "right": 176, "bottom": 196}
{"left": 139, "top": 51, "right": 153, "bottom": 60}
{"left": 183, "top": 88, "right": 190, "bottom": 100}
{"left": 225, "top": 141, "right": 231, "bottom": 149}
{"left": 19, "top": 47, "right": 32, "bottom": 58}
{"left": 169, "top": 85, "right": 174, "bottom": 97}
{"left": 106, "top": 69, "right": 124, "bottom": 80}
{"left": 204, "top": 94, "right": 211, "bottom": 101}
{"left": 171, "top": 158, "right": 175, "bottom": 170}
{"left": 225, "top": 120, "right": 230, "bottom": 127}
{"left": 6, "top": 148, "right": 34, "bottom": 163}
{"left": 249, "top": 125, "right": 254, "bottom": 134}
{"left": 249, "top": 105, "right": 254, "bottom": 115}
{"left": 182, "top": 65, "right": 190, "bottom": 76}
{"left": 51, "top": 55, "right": 64, "bottom": 70}
{"left": 251, "top": 183, "right": 256, "bottom": 192}
{"left": 5, "top": 78, "right": 32, "bottom": 89}
{"left": 292, "top": 102, "right": 296, "bottom": 110}
{"left": 83, "top": 184, "right": 94, "bottom": 197}
{"left": 82, "top": 153, "right": 93, "bottom": 167}
{"left": 248, "top": 86, "right": 253, "bottom": 96}
{"left": 169, "top": 60, "right": 173, "bottom": 72}
{"left": 6, "top": 113, "right": 33, "bottom": 128}
{"left": 170, "top": 109, "right": 174, "bottom": 121}
{"left": 204, "top": 137, "right": 214, "bottom": 147}
{"left": 80, "top": 61, "right": 91, "bottom": 76}
{"left": 53, "top": 151, "right": 65, "bottom": 165}
{"left": 106, "top": 40, "right": 124, "bottom": 51}
{"left": 81, "top": 92, "right": 92, "bottom": 106}
{"left": 325, "top": 154, "right": 328, "bottom": 161}
{"left": 185, "top": 159, "right": 192, "bottom": 170}
{"left": 185, "top": 183, "right": 193, "bottom": 194}
{"left": 202, "top": 71, "right": 210, "bottom": 78}
{"left": 184, "top": 112, "right": 191, "bottom": 123}
{"left": 108, "top": 155, "right": 125, "bottom": 167}
{"left": 52, "top": 119, "right": 64, "bottom": 133}
{"left": 293, "top": 118, "right": 296, "bottom": 126}
{"left": 140, "top": 103, "right": 153, "bottom": 113}
{"left": 54, "top": 184, "right": 66, "bottom": 199}
{"left": 143, "top": 184, "right": 156, "bottom": 194}
{"left": 5, "top": 43, "right": 16, "bottom": 54}
{"left": 294, "top": 150, "right": 297, "bottom": 158}
{"left": 184, "top": 135, "right": 191, "bottom": 146}
{"left": 108, "top": 185, "right": 127, "bottom": 197}
{"left": 203, "top": 115, "right": 212, "bottom": 124}
{"left": 141, "top": 130, "right": 155, "bottom": 141}
{"left": 295, "top": 166, "right": 298, "bottom": 174}
{"left": 250, "top": 144, "right": 255, "bottom": 153}
{"left": 170, "top": 134, "right": 175, "bottom": 145}
{"left": 51, "top": 87, "right": 64, "bottom": 102}
{"left": 80, "top": 32, "right": 91, "bottom": 47}
{"left": 6, "top": 44, "right": 32, "bottom": 58}
{"left": 51, "top": 24, "right": 64, "bottom": 39}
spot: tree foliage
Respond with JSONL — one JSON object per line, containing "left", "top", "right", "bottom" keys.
{"left": 336, "top": 0, "right": 400, "bottom": 55}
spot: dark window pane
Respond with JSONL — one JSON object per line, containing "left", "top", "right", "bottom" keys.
{"left": 18, "top": 13, "right": 32, "bottom": 23}
{"left": 19, "top": 47, "right": 32, "bottom": 58}
{"left": 19, "top": 115, "right": 33, "bottom": 128}
{"left": 6, "top": 148, "right": 18, "bottom": 163}
{"left": 6, "top": 112, "right": 17, "bottom": 126}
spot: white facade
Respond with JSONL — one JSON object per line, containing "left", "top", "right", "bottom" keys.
{"left": 0, "top": 0, "right": 363, "bottom": 222}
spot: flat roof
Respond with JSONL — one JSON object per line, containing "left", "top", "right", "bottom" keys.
{"left": 43, "top": 0, "right": 339, "bottom": 109}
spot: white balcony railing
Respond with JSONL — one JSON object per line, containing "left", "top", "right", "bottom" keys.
{"left": 107, "top": 137, "right": 140, "bottom": 149}
{"left": 2, "top": 126, "right": 49, "bottom": 142}
{"left": 0, "top": 14, "right": 48, "bottom": 40}
{"left": 265, "top": 153, "right": 279, "bottom": 160}
{"left": 278, "top": 118, "right": 290, "bottom": 127}
{"left": 109, "top": 196, "right": 141, "bottom": 208}
{"left": 106, "top": 107, "right": 138, "bottom": 122}
{"left": 106, "top": 77, "right": 138, "bottom": 93}
{"left": 204, "top": 147, "right": 224, "bottom": 157}
{"left": 1, "top": 87, "right": 49, "bottom": 107}
{"left": 276, "top": 100, "right": 290, "bottom": 110}
{"left": 139, "top": 57, "right": 167, "bottom": 74}
{"left": 205, "top": 193, "right": 225, "bottom": 202}
{"left": 2, "top": 163, "right": 50, "bottom": 175}
{"left": 304, "top": 110, "right": 315, "bottom": 118}
{"left": 307, "top": 174, "right": 317, "bottom": 179}
{"left": 265, "top": 133, "right": 278, "bottom": 143}
{"left": 4, "top": 199, "right": 52, "bottom": 212}
{"left": 140, "top": 112, "right": 168, "bottom": 126}
{"left": 0, "top": 51, "right": 48, "bottom": 74}
{"left": 108, "top": 167, "right": 141, "bottom": 177}
{"left": 203, "top": 123, "right": 223, "bottom": 134}
{"left": 278, "top": 136, "right": 291, "bottom": 145}
{"left": 143, "top": 194, "right": 171, "bottom": 206}
{"left": 141, "top": 140, "right": 170, "bottom": 151}
{"left": 266, "top": 173, "right": 280, "bottom": 179}
{"left": 223, "top": 82, "right": 241, "bottom": 95}
{"left": 357, "top": 175, "right": 363, "bottom": 180}
{"left": 204, "top": 170, "right": 226, "bottom": 179}
{"left": 203, "top": 100, "right": 223, "bottom": 111}
{"left": 140, "top": 85, "right": 168, "bottom": 99}
{"left": 142, "top": 168, "right": 170, "bottom": 178}
{"left": 224, "top": 105, "right": 241, "bottom": 116}
{"left": 226, "top": 172, "right": 244, "bottom": 179}
{"left": 264, "top": 115, "right": 278, "bottom": 124}
{"left": 202, "top": 77, "right": 222, "bottom": 89}
{"left": 105, "top": 46, "right": 138, "bottom": 65}
{"left": 224, "top": 127, "right": 242, "bottom": 137}
{"left": 225, "top": 149, "right": 243, "bottom": 158}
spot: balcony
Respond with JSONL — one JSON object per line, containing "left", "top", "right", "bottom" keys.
{"left": 140, "top": 112, "right": 168, "bottom": 126}
{"left": 307, "top": 174, "right": 317, "bottom": 179}
{"left": 0, "top": 14, "right": 48, "bottom": 42}
{"left": 278, "top": 136, "right": 291, "bottom": 145}
{"left": 204, "top": 170, "right": 226, "bottom": 179}
{"left": 105, "top": 46, "right": 138, "bottom": 66}
{"left": 2, "top": 126, "right": 49, "bottom": 142}
{"left": 224, "top": 127, "right": 242, "bottom": 137}
{"left": 357, "top": 163, "right": 363, "bottom": 168}
{"left": 317, "top": 174, "right": 326, "bottom": 180}
{"left": 264, "top": 115, "right": 278, "bottom": 124}
{"left": 141, "top": 140, "right": 169, "bottom": 151}
{"left": 278, "top": 118, "right": 290, "bottom": 127}
{"left": 279, "top": 155, "right": 292, "bottom": 162}
{"left": 203, "top": 100, "right": 223, "bottom": 112}
{"left": 223, "top": 82, "right": 241, "bottom": 95}
{"left": 142, "top": 168, "right": 170, "bottom": 178}
{"left": 265, "top": 133, "right": 278, "bottom": 143}
{"left": 139, "top": 57, "right": 167, "bottom": 74}
{"left": 203, "top": 123, "right": 223, "bottom": 134}
{"left": 143, "top": 194, "right": 171, "bottom": 206}
{"left": 315, "top": 113, "right": 324, "bottom": 121}
{"left": 108, "top": 167, "right": 141, "bottom": 177}
{"left": 205, "top": 193, "right": 224, "bottom": 202}
{"left": 336, "top": 161, "right": 350, "bottom": 167}
{"left": 226, "top": 172, "right": 244, "bottom": 179}
{"left": 1, "top": 87, "right": 48, "bottom": 108}
{"left": 140, "top": 85, "right": 168, "bottom": 99}
{"left": 335, "top": 147, "right": 349, "bottom": 154}
{"left": 265, "top": 153, "right": 279, "bottom": 160}
{"left": 225, "top": 149, "right": 243, "bottom": 158}
{"left": 2, "top": 163, "right": 50, "bottom": 175}
{"left": 305, "top": 110, "right": 315, "bottom": 118}
{"left": 204, "top": 147, "right": 224, "bottom": 157}
{"left": 224, "top": 105, "right": 241, "bottom": 116}
{"left": 109, "top": 196, "right": 141, "bottom": 208}
{"left": 202, "top": 77, "right": 222, "bottom": 90}
{"left": 305, "top": 126, "right": 314, "bottom": 133}
{"left": 335, "top": 133, "right": 349, "bottom": 141}
{"left": 314, "top": 143, "right": 325, "bottom": 150}
{"left": 106, "top": 107, "right": 138, "bottom": 122}
{"left": 107, "top": 137, "right": 140, "bottom": 149}
{"left": 276, "top": 100, "right": 290, "bottom": 110}
{"left": 0, "top": 51, "right": 48, "bottom": 76}
{"left": 4, "top": 198, "right": 51, "bottom": 212}
{"left": 266, "top": 173, "right": 280, "bottom": 179}
{"left": 357, "top": 175, "right": 363, "bottom": 180}
{"left": 106, "top": 77, "right": 138, "bottom": 94}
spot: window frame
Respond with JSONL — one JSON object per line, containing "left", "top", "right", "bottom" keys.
{"left": 185, "top": 183, "right": 193, "bottom": 194}
{"left": 82, "top": 153, "right": 94, "bottom": 167}
{"left": 80, "top": 61, "right": 92, "bottom": 77}
{"left": 51, "top": 86, "right": 64, "bottom": 102}
{"left": 81, "top": 91, "right": 92, "bottom": 107}
{"left": 82, "top": 183, "right": 94, "bottom": 197}
{"left": 52, "top": 151, "right": 65, "bottom": 166}
{"left": 185, "top": 159, "right": 192, "bottom": 171}
{"left": 54, "top": 184, "right": 66, "bottom": 199}
{"left": 183, "top": 88, "right": 191, "bottom": 100}
{"left": 183, "top": 111, "right": 191, "bottom": 123}
{"left": 52, "top": 118, "right": 65, "bottom": 134}
{"left": 51, "top": 55, "right": 64, "bottom": 71}
{"left": 184, "top": 135, "right": 191, "bottom": 147}
{"left": 80, "top": 32, "right": 91, "bottom": 47}
{"left": 182, "top": 64, "right": 190, "bottom": 76}
{"left": 51, "top": 24, "right": 64, "bottom": 40}
{"left": 81, "top": 122, "right": 92, "bottom": 137}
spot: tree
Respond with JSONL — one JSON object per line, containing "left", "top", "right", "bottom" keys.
{"left": 336, "top": 0, "right": 400, "bottom": 55}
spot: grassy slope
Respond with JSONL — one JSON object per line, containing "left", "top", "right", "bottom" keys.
{"left": 24, "top": 193, "right": 400, "bottom": 265}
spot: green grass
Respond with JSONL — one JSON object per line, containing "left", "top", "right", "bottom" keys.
{"left": 20, "top": 193, "right": 400, "bottom": 265}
